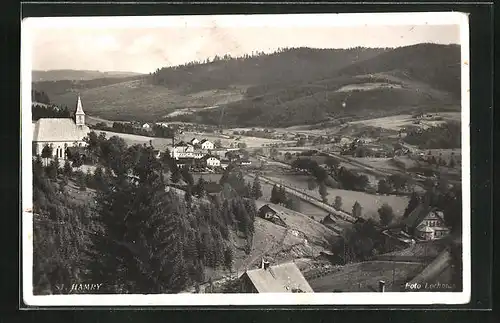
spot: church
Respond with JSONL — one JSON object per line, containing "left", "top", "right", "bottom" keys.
{"left": 32, "top": 95, "right": 90, "bottom": 160}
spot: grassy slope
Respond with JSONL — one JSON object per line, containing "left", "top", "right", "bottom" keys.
{"left": 308, "top": 260, "right": 426, "bottom": 292}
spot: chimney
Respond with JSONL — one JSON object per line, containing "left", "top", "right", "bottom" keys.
{"left": 378, "top": 280, "right": 386, "bottom": 292}
{"left": 261, "top": 258, "right": 270, "bottom": 270}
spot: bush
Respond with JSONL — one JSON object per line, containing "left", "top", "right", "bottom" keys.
{"left": 378, "top": 203, "right": 394, "bottom": 226}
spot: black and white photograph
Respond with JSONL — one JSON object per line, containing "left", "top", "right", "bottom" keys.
{"left": 22, "top": 12, "right": 470, "bottom": 306}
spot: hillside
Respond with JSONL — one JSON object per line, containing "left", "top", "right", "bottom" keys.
{"left": 337, "top": 43, "right": 461, "bottom": 99}
{"left": 33, "top": 44, "right": 461, "bottom": 126}
{"left": 32, "top": 69, "right": 144, "bottom": 82}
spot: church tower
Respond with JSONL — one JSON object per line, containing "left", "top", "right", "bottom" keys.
{"left": 75, "top": 95, "right": 85, "bottom": 127}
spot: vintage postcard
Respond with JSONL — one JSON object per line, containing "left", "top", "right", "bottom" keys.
{"left": 21, "top": 12, "right": 470, "bottom": 306}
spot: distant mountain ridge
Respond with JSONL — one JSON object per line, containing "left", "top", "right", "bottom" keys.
{"left": 32, "top": 44, "right": 461, "bottom": 126}
{"left": 32, "top": 69, "right": 144, "bottom": 82}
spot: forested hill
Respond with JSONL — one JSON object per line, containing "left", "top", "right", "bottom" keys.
{"left": 33, "top": 44, "right": 462, "bottom": 126}
{"left": 149, "top": 47, "right": 390, "bottom": 93}
{"left": 336, "top": 43, "right": 462, "bottom": 98}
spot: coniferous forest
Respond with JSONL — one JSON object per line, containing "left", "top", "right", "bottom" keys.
{"left": 32, "top": 131, "right": 257, "bottom": 294}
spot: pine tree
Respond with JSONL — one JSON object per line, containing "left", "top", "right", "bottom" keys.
{"left": 77, "top": 171, "right": 87, "bottom": 191}
{"left": 319, "top": 182, "right": 328, "bottom": 203}
{"left": 181, "top": 167, "right": 194, "bottom": 186}
{"left": 403, "top": 192, "right": 420, "bottom": 218}
{"left": 224, "top": 247, "right": 233, "bottom": 271}
{"left": 352, "top": 201, "right": 362, "bottom": 218}
{"left": 63, "top": 160, "right": 72, "bottom": 177}
{"left": 195, "top": 177, "right": 206, "bottom": 198}
{"left": 34, "top": 155, "right": 44, "bottom": 176}
{"left": 270, "top": 184, "right": 280, "bottom": 204}
{"left": 85, "top": 146, "right": 191, "bottom": 293}
{"left": 184, "top": 185, "right": 193, "bottom": 206}
{"left": 334, "top": 196, "right": 343, "bottom": 210}
{"left": 252, "top": 176, "right": 262, "bottom": 200}
{"left": 170, "top": 166, "right": 181, "bottom": 183}
{"left": 279, "top": 186, "right": 287, "bottom": 205}
{"left": 85, "top": 169, "right": 94, "bottom": 188}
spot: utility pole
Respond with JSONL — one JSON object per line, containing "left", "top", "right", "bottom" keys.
{"left": 392, "top": 258, "right": 395, "bottom": 291}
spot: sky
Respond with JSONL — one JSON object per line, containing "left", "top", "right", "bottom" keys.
{"left": 27, "top": 14, "right": 462, "bottom": 74}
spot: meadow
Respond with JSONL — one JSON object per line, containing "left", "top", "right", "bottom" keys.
{"left": 266, "top": 174, "right": 410, "bottom": 221}
{"left": 308, "top": 260, "right": 426, "bottom": 292}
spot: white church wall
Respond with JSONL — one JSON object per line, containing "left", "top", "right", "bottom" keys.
{"left": 34, "top": 141, "right": 87, "bottom": 159}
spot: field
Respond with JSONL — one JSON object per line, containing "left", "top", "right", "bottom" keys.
{"left": 266, "top": 174, "right": 410, "bottom": 221}
{"left": 255, "top": 201, "right": 339, "bottom": 247}
{"left": 249, "top": 175, "right": 329, "bottom": 222}
{"left": 50, "top": 79, "right": 246, "bottom": 121}
{"left": 98, "top": 129, "right": 292, "bottom": 150}
{"left": 347, "top": 112, "right": 461, "bottom": 131}
{"left": 350, "top": 157, "right": 402, "bottom": 171}
{"left": 99, "top": 131, "right": 174, "bottom": 151}
{"left": 178, "top": 131, "right": 294, "bottom": 148}
{"left": 308, "top": 260, "right": 426, "bottom": 292}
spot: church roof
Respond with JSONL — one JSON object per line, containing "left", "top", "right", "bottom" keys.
{"left": 32, "top": 118, "right": 90, "bottom": 142}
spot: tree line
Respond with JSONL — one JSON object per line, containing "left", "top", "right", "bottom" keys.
{"left": 92, "top": 122, "right": 175, "bottom": 139}
{"left": 404, "top": 121, "right": 461, "bottom": 149}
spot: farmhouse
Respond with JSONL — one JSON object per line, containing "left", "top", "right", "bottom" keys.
{"left": 142, "top": 123, "right": 151, "bottom": 130}
{"left": 202, "top": 155, "right": 221, "bottom": 168}
{"left": 402, "top": 204, "right": 450, "bottom": 241}
{"left": 200, "top": 139, "right": 215, "bottom": 150}
{"left": 171, "top": 141, "right": 195, "bottom": 159}
{"left": 258, "top": 204, "right": 287, "bottom": 227}
{"left": 32, "top": 95, "right": 90, "bottom": 159}
{"left": 239, "top": 159, "right": 252, "bottom": 166}
{"left": 320, "top": 214, "right": 343, "bottom": 235}
{"left": 190, "top": 138, "right": 200, "bottom": 146}
{"left": 239, "top": 259, "right": 313, "bottom": 293}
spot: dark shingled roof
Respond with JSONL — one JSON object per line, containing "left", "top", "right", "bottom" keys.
{"left": 402, "top": 204, "right": 438, "bottom": 229}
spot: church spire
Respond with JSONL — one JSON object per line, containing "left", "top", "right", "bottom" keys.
{"left": 75, "top": 94, "right": 85, "bottom": 126}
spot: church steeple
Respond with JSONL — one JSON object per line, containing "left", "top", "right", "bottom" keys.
{"left": 75, "top": 94, "right": 85, "bottom": 126}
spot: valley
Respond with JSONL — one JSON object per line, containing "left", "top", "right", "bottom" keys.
{"left": 31, "top": 42, "right": 463, "bottom": 294}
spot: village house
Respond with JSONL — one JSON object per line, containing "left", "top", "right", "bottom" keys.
{"left": 239, "top": 159, "right": 252, "bottom": 166}
{"left": 239, "top": 259, "right": 314, "bottom": 293}
{"left": 319, "top": 214, "right": 343, "bottom": 235}
{"left": 402, "top": 204, "right": 450, "bottom": 241}
{"left": 171, "top": 141, "right": 195, "bottom": 159}
{"left": 202, "top": 155, "right": 221, "bottom": 168}
{"left": 190, "top": 138, "right": 200, "bottom": 146}
{"left": 258, "top": 204, "right": 287, "bottom": 227}
{"left": 200, "top": 139, "right": 215, "bottom": 150}
{"left": 142, "top": 123, "right": 152, "bottom": 130}
{"left": 32, "top": 95, "right": 90, "bottom": 160}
